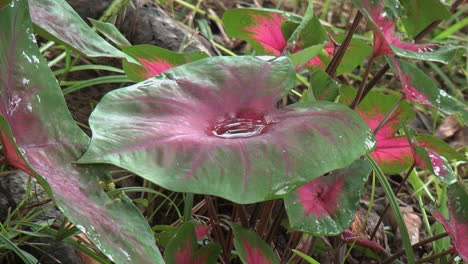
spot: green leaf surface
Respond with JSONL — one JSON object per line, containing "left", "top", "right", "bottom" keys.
{"left": 392, "top": 59, "right": 468, "bottom": 123}
{"left": 0, "top": 1, "right": 164, "bottom": 263}
{"left": 78, "top": 56, "right": 375, "bottom": 203}
{"left": 122, "top": 44, "right": 208, "bottom": 81}
{"left": 284, "top": 160, "right": 371, "bottom": 235}
{"left": 287, "top": 43, "right": 325, "bottom": 68}
{"left": 310, "top": 69, "right": 340, "bottom": 101}
{"left": 29, "top": 0, "right": 135, "bottom": 62}
{"left": 89, "top": 18, "right": 131, "bottom": 47}
{"left": 326, "top": 34, "right": 372, "bottom": 76}
{"left": 164, "top": 222, "right": 220, "bottom": 264}
{"left": 400, "top": 0, "right": 451, "bottom": 39}
{"left": 0, "top": 0, "right": 11, "bottom": 8}
{"left": 228, "top": 222, "right": 280, "bottom": 264}
{"left": 415, "top": 147, "right": 456, "bottom": 184}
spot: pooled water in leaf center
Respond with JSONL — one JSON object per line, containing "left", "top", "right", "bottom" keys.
{"left": 211, "top": 116, "right": 269, "bottom": 139}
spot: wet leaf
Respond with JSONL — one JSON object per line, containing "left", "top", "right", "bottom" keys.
{"left": 415, "top": 147, "right": 456, "bottom": 184}
{"left": 164, "top": 222, "right": 220, "bottom": 264}
{"left": 228, "top": 222, "right": 279, "bottom": 264}
{"left": 400, "top": 0, "right": 451, "bottom": 39}
{"left": 389, "top": 59, "right": 468, "bottom": 124}
{"left": 29, "top": 0, "right": 135, "bottom": 62}
{"left": 122, "top": 45, "right": 208, "bottom": 81}
{"left": 78, "top": 56, "right": 374, "bottom": 203}
{"left": 0, "top": 1, "right": 163, "bottom": 263}
{"left": 433, "top": 182, "right": 468, "bottom": 262}
{"left": 284, "top": 160, "right": 371, "bottom": 235}
{"left": 89, "top": 18, "right": 131, "bottom": 47}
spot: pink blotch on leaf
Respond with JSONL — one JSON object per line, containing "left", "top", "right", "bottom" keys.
{"left": 245, "top": 13, "right": 287, "bottom": 56}
{"left": 415, "top": 151, "right": 447, "bottom": 176}
{"left": 341, "top": 230, "right": 385, "bottom": 252}
{"left": 305, "top": 43, "right": 335, "bottom": 69}
{"left": 360, "top": 111, "right": 413, "bottom": 169}
{"left": 366, "top": 1, "right": 435, "bottom": 58}
{"left": 195, "top": 225, "right": 211, "bottom": 240}
{"left": 0, "top": 130, "right": 33, "bottom": 174}
{"left": 295, "top": 176, "right": 343, "bottom": 217}
{"left": 174, "top": 241, "right": 207, "bottom": 264}
{"left": 392, "top": 59, "right": 432, "bottom": 107}
{"left": 243, "top": 241, "right": 272, "bottom": 264}
{"left": 138, "top": 58, "right": 174, "bottom": 78}
{"left": 433, "top": 211, "right": 468, "bottom": 261}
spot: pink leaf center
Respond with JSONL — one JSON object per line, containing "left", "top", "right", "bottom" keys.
{"left": 295, "top": 177, "right": 343, "bottom": 217}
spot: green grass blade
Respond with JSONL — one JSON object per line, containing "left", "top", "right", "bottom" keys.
{"left": 366, "top": 154, "right": 416, "bottom": 264}
{"left": 0, "top": 232, "right": 39, "bottom": 264}
{"left": 292, "top": 249, "right": 320, "bottom": 264}
{"left": 62, "top": 75, "right": 133, "bottom": 94}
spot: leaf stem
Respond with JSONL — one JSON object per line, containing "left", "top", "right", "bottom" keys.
{"left": 183, "top": 193, "right": 194, "bottom": 222}
{"left": 382, "top": 232, "right": 449, "bottom": 264}
{"left": 373, "top": 96, "right": 403, "bottom": 135}
{"left": 325, "top": 11, "right": 363, "bottom": 78}
{"left": 350, "top": 56, "right": 375, "bottom": 109}
{"left": 255, "top": 200, "right": 276, "bottom": 239}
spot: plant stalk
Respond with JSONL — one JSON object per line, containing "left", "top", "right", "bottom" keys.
{"left": 326, "top": 11, "right": 363, "bottom": 78}
{"left": 350, "top": 56, "right": 375, "bottom": 109}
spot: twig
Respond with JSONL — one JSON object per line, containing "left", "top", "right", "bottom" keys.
{"left": 256, "top": 200, "right": 276, "bottom": 238}
{"left": 350, "top": 56, "right": 375, "bottom": 109}
{"left": 326, "top": 11, "right": 363, "bottom": 78}
{"left": 382, "top": 232, "right": 449, "bottom": 264}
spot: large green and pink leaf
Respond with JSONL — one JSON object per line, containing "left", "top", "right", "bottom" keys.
{"left": 284, "top": 160, "right": 371, "bottom": 235}
{"left": 352, "top": 0, "right": 459, "bottom": 63}
{"left": 78, "top": 56, "right": 374, "bottom": 203}
{"left": 164, "top": 222, "right": 220, "bottom": 264}
{"left": 229, "top": 222, "right": 279, "bottom": 264}
{"left": 433, "top": 183, "right": 468, "bottom": 262}
{"left": 28, "top": 0, "right": 135, "bottom": 62}
{"left": 122, "top": 45, "right": 208, "bottom": 81}
{"left": 0, "top": 1, "right": 163, "bottom": 263}
{"left": 388, "top": 58, "right": 468, "bottom": 124}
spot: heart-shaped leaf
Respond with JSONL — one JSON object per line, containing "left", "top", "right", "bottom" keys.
{"left": 228, "top": 222, "right": 279, "bottom": 264}
{"left": 29, "top": 0, "right": 135, "bottom": 62}
{"left": 389, "top": 59, "right": 468, "bottom": 124}
{"left": 352, "top": 0, "right": 460, "bottom": 63}
{"left": 400, "top": 0, "right": 451, "bottom": 39}
{"left": 0, "top": 2, "right": 163, "bottom": 263}
{"left": 284, "top": 160, "right": 371, "bottom": 235}
{"left": 433, "top": 182, "right": 468, "bottom": 262}
{"left": 78, "top": 56, "right": 375, "bottom": 203}
{"left": 164, "top": 222, "right": 220, "bottom": 264}
{"left": 122, "top": 45, "right": 208, "bottom": 81}
{"left": 309, "top": 70, "right": 340, "bottom": 101}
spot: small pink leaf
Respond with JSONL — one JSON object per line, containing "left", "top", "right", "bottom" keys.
{"left": 244, "top": 241, "right": 273, "bottom": 264}
{"left": 244, "top": 12, "right": 286, "bottom": 56}
{"left": 138, "top": 58, "right": 175, "bottom": 79}
{"left": 362, "top": 0, "right": 435, "bottom": 58}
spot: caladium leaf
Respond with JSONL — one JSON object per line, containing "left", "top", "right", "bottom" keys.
{"left": 89, "top": 18, "right": 131, "bottom": 47}
{"left": 341, "top": 86, "right": 463, "bottom": 175}
{"left": 28, "top": 0, "right": 136, "bottom": 63}
{"left": 433, "top": 183, "right": 468, "bottom": 262}
{"left": 222, "top": 8, "right": 331, "bottom": 67}
{"left": 414, "top": 147, "right": 456, "bottom": 184}
{"left": 284, "top": 160, "right": 371, "bottom": 235}
{"left": 352, "top": 0, "right": 459, "bottom": 63}
{"left": 341, "top": 86, "right": 414, "bottom": 174}
{"left": 400, "top": 0, "right": 451, "bottom": 39}
{"left": 78, "top": 56, "right": 374, "bottom": 203}
{"left": 228, "top": 222, "right": 280, "bottom": 264}
{"left": 164, "top": 222, "right": 220, "bottom": 264}
{"left": 122, "top": 45, "right": 208, "bottom": 81}
{"left": 389, "top": 59, "right": 468, "bottom": 124}
{"left": 0, "top": 1, "right": 163, "bottom": 263}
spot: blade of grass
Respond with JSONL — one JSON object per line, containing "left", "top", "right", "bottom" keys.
{"left": 54, "top": 65, "right": 124, "bottom": 76}
{"left": 366, "top": 154, "right": 416, "bottom": 264}
{"left": 433, "top": 17, "right": 468, "bottom": 41}
{"left": 0, "top": 232, "right": 38, "bottom": 264}
{"left": 62, "top": 75, "right": 133, "bottom": 94}
{"left": 292, "top": 249, "right": 320, "bottom": 264}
